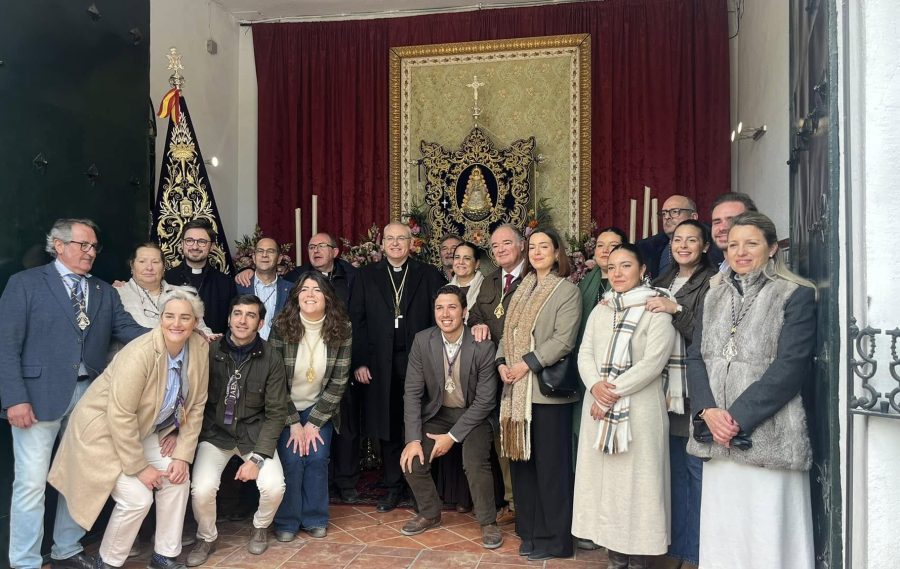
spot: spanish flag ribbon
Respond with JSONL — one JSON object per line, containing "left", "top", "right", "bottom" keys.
{"left": 158, "top": 88, "right": 181, "bottom": 122}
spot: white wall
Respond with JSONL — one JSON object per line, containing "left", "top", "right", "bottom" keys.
{"left": 150, "top": 0, "right": 243, "bottom": 245}
{"left": 843, "top": 0, "right": 900, "bottom": 567}
{"left": 729, "top": 0, "right": 791, "bottom": 234}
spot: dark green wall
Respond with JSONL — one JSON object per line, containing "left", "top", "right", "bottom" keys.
{"left": 0, "top": 1, "right": 151, "bottom": 566}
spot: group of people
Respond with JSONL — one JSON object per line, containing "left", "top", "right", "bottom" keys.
{"left": 0, "top": 190, "right": 818, "bottom": 569}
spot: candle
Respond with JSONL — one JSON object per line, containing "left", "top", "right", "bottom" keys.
{"left": 295, "top": 208, "right": 302, "bottom": 265}
{"left": 642, "top": 186, "right": 651, "bottom": 239}
{"left": 629, "top": 199, "right": 637, "bottom": 243}
{"left": 651, "top": 198, "right": 659, "bottom": 235}
{"left": 311, "top": 195, "right": 318, "bottom": 237}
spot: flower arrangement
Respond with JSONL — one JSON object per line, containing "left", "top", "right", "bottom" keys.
{"left": 339, "top": 224, "right": 383, "bottom": 267}
{"left": 566, "top": 220, "right": 599, "bottom": 285}
{"left": 232, "top": 225, "right": 295, "bottom": 276}
{"left": 402, "top": 200, "right": 432, "bottom": 260}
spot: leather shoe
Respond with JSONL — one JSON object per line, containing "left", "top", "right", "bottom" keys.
{"left": 51, "top": 552, "right": 95, "bottom": 569}
{"left": 518, "top": 541, "right": 534, "bottom": 557}
{"left": 148, "top": 552, "right": 187, "bottom": 569}
{"left": 304, "top": 526, "right": 327, "bottom": 539}
{"left": 480, "top": 523, "right": 503, "bottom": 549}
{"left": 376, "top": 489, "right": 401, "bottom": 513}
{"left": 576, "top": 537, "right": 602, "bottom": 550}
{"left": 275, "top": 530, "right": 296, "bottom": 543}
{"left": 527, "top": 551, "right": 557, "bottom": 561}
{"left": 339, "top": 488, "right": 361, "bottom": 504}
{"left": 247, "top": 527, "right": 269, "bottom": 555}
{"left": 93, "top": 556, "right": 120, "bottom": 569}
{"left": 607, "top": 550, "right": 629, "bottom": 569}
{"left": 455, "top": 504, "right": 473, "bottom": 514}
{"left": 185, "top": 539, "right": 217, "bottom": 567}
{"left": 400, "top": 514, "right": 441, "bottom": 536}
{"left": 496, "top": 507, "right": 515, "bottom": 525}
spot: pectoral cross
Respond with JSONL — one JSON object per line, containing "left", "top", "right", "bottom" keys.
{"left": 394, "top": 306, "right": 404, "bottom": 329}
{"left": 466, "top": 75, "right": 485, "bottom": 120}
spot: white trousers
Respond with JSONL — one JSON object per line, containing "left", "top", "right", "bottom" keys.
{"left": 99, "top": 433, "right": 190, "bottom": 566}
{"left": 191, "top": 441, "right": 286, "bottom": 542}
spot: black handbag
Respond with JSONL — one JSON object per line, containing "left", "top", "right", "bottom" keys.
{"left": 537, "top": 355, "right": 579, "bottom": 397}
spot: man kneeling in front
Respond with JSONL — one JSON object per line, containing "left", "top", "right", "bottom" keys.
{"left": 187, "top": 294, "right": 288, "bottom": 565}
{"left": 399, "top": 285, "right": 503, "bottom": 549}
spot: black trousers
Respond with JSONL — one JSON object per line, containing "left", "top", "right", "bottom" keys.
{"left": 510, "top": 402, "right": 575, "bottom": 557}
{"left": 404, "top": 407, "right": 496, "bottom": 526}
{"left": 380, "top": 350, "right": 409, "bottom": 490}
{"left": 330, "top": 381, "right": 361, "bottom": 492}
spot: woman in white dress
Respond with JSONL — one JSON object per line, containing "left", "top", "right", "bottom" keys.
{"left": 573, "top": 243, "right": 678, "bottom": 569}
{"left": 448, "top": 241, "right": 484, "bottom": 324}
{"left": 686, "top": 212, "right": 816, "bottom": 569}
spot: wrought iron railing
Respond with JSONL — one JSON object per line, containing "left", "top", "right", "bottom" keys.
{"left": 848, "top": 317, "right": 900, "bottom": 419}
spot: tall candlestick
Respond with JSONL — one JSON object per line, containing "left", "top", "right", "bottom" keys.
{"left": 295, "top": 208, "right": 302, "bottom": 265}
{"left": 311, "top": 195, "right": 318, "bottom": 237}
{"left": 651, "top": 198, "right": 659, "bottom": 235}
{"left": 629, "top": 199, "right": 637, "bottom": 243}
{"left": 642, "top": 186, "right": 651, "bottom": 239}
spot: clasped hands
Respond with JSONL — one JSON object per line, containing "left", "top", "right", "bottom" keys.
{"left": 400, "top": 433, "right": 455, "bottom": 474}
{"left": 589, "top": 381, "right": 620, "bottom": 420}
{"left": 497, "top": 362, "right": 529, "bottom": 384}
{"left": 701, "top": 408, "right": 741, "bottom": 448}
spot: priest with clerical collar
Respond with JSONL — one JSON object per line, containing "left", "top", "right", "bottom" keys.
{"left": 349, "top": 221, "right": 446, "bottom": 512}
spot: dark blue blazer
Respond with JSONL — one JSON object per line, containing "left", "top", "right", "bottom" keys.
{"left": 0, "top": 262, "right": 147, "bottom": 421}
{"left": 236, "top": 275, "right": 294, "bottom": 320}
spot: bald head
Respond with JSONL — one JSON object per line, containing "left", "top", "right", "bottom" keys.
{"left": 382, "top": 222, "right": 412, "bottom": 265}
{"left": 660, "top": 195, "right": 698, "bottom": 236}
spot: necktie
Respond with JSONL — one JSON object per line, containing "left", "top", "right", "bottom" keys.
{"left": 66, "top": 274, "right": 89, "bottom": 330}
{"left": 503, "top": 273, "right": 514, "bottom": 294}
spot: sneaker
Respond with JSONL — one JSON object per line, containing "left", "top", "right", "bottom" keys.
{"left": 247, "top": 527, "right": 269, "bottom": 555}
{"left": 148, "top": 552, "right": 187, "bottom": 569}
{"left": 185, "top": 540, "right": 216, "bottom": 567}
{"left": 481, "top": 523, "right": 503, "bottom": 549}
{"left": 304, "top": 527, "right": 327, "bottom": 539}
{"left": 275, "top": 530, "right": 297, "bottom": 543}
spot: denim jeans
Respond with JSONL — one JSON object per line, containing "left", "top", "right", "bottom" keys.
{"left": 668, "top": 434, "right": 702, "bottom": 565}
{"left": 273, "top": 407, "right": 334, "bottom": 532}
{"left": 9, "top": 380, "right": 89, "bottom": 569}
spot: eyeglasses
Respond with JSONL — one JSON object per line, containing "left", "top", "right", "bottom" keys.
{"left": 383, "top": 236, "right": 411, "bottom": 243}
{"left": 255, "top": 248, "right": 278, "bottom": 256}
{"left": 658, "top": 208, "right": 695, "bottom": 219}
{"left": 183, "top": 237, "right": 211, "bottom": 247}
{"left": 307, "top": 243, "right": 335, "bottom": 251}
{"left": 67, "top": 240, "right": 103, "bottom": 253}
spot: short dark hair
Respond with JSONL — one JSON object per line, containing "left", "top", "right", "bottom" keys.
{"left": 595, "top": 226, "right": 629, "bottom": 244}
{"left": 229, "top": 293, "right": 266, "bottom": 322}
{"left": 453, "top": 241, "right": 482, "bottom": 262}
{"left": 609, "top": 242, "right": 646, "bottom": 267}
{"left": 182, "top": 219, "right": 216, "bottom": 241}
{"left": 710, "top": 192, "right": 758, "bottom": 214}
{"left": 434, "top": 284, "right": 467, "bottom": 308}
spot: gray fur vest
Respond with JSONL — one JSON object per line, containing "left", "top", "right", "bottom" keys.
{"left": 686, "top": 272, "right": 812, "bottom": 471}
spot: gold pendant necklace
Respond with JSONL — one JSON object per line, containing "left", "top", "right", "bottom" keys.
{"left": 302, "top": 332, "right": 323, "bottom": 383}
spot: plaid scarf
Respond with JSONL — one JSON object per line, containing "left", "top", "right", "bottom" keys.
{"left": 499, "top": 271, "right": 565, "bottom": 461}
{"left": 593, "top": 285, "right": 687, "bottom": 454}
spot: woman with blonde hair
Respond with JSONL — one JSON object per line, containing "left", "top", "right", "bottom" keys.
{"left": 687, "top": 211, "right": 817, "bottom": 569}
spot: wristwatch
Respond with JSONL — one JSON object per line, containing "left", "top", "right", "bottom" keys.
{"left": 248, "top": 453, "right": 265, "bottom": 468}
{"left": 675, "top": 304, "right": 683, "bottom": 314}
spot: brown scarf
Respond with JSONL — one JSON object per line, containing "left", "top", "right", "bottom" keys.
{"left": 499, "top": 271, "right": 564, "bottom": 460}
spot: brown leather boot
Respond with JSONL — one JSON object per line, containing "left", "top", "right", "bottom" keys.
{"left": 400, "top": 514, "right": 441, "bottom": 536}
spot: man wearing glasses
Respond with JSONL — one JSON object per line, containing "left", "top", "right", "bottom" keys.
{"left": 0, "top": 218, "right": 146, "bottom": 569}
{"left": 165, "top": 219, "right": 237, "bottom": 335}
{"left": 637, "top": 195, "right": 723, "bottom": 278}
{"left": 235, "top": 238, "right": 293, "bottom": 340}
{"left": 350, "top": 222, "right": 446, "bottom": 512}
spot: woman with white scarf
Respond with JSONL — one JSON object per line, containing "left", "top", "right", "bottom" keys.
{"left": 496, "top": 227, "right": 581, "bottom": 561}
{"left": 448, "top": 241, "right": 484, "bottom": 323}
{"left": 573, "top": 243, "right": 679, "bottom": 569}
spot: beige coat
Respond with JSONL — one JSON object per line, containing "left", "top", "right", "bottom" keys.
{"left": 48, "top": 328, "right": 209, "bottom": 529}
{"left": 572, "top": 304, "right": 675, "bottom": 555}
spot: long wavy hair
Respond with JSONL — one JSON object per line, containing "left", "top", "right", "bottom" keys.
{"left": 272, "top": 271, "right": 351, "bottom": 346}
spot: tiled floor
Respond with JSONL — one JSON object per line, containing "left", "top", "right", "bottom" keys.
{"left": 84, "top": 503, "right": 609, "bottom": 568}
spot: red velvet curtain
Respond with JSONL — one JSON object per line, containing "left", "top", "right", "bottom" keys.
{"left": 253, "top": 0, "right": 730, "bottom": 246}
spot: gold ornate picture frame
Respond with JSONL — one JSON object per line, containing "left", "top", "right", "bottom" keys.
{"left": 389, "top": 34, "right": 591, "bottom": 237}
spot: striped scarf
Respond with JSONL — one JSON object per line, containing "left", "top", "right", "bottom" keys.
{"left": 593, "top": 285, "right": 687, "bottom": 454}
